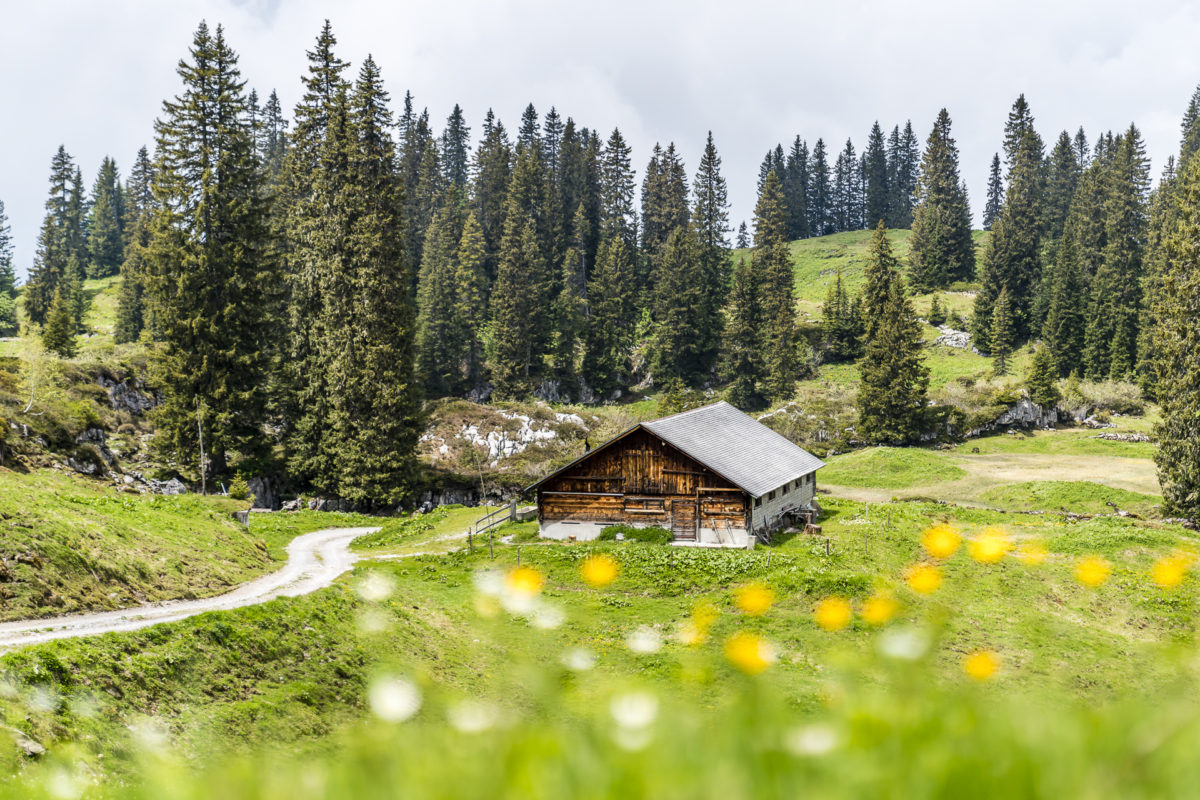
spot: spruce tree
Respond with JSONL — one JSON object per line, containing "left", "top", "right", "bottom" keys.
{"left": 322, "top": 55, "right": 423, "bottom": 504}
{"left": 858, "top": 274, "right": 928, "bottom": 444}
{"left": 755, "top": 172, "right": 799, "bottom": 402}
{"left": 691, "top": 131, "right": 732, "bottom": 377}
{"left": 650, "top": 226, "right": 703, "bottom": 382}
{"left": 1041, "top": 235, "right": 1087, "bottom": 378}
{"left": 454, "top": 211, "right": 490, "bottom": 392}
{"left": 1151, "top": 153, "right": 1200, "bottom": 517}
{"left": 908, "top": 109, "right": 975, "bottom": 290}
{"left": 600, "top": 128, "right": 636, "bottom": 246}
{"left": 864, "top": 122, "right": 890, "bottom": 228}
{"left": 1179, "top": 83, "right": 1200, "bottom": 171}
{"left": 86, "top": 157, "right": 125, "bottom": 278}
{"left": 989, "top": 287, "right": 1016, "bottom": 375}
{"left": 893, "top": 121, "right": 921, "bottom": 228}
{"left": 581, "top": 237, "right": 635, "bottom": 398}
{"left": 471, "top": 110, "right": 513, "bottom": 281}
{"left": 640, "top": 142, "right": 689, "bottom": 257}
{"left": 928, "top": 293, "right": 946, "bottom": 326}
{"left": 820, "top": 270, "right": 862, "bottom": 361}
{"left": 784, "top": 137, "right": 810, "bottom": 239}
{"left": 115, "top": 146, "right": 155, "bottom": 344}
{"left": 807, "top": 139, "right": 832, "bottom": 236}
{"left": 24, "top": 146, "right": 86, "bottom": 325}
{"left": 0, "top": 200, "right": 16, "bottom": 337}
{"left": 489, "top": 198, "right": 551, "bottom": 399}
{"left": 1082, "top": 125, "right": 1149, "bottom": 380}
{"left": 1044, "top": 131, "right": 1082, "bottom": 245}
{"left": 974, "top": 99, "right": 1045, "bottom": 348}
{"left": 860, "top": 222, "right": 903, "bottom": 341}
{"left": 42, "top": 289, "right": 77, "bottom": 358}
{"left": 983, "top": 153, "right": 1003, "bottom": 230}
{"left": 440, "top": 104, "right": 471, "bottom": 189}
{"left": 144, "top": 22, "right": 277, "bottom": 482}
{"left": 279, "top": 20, "right": 350, "bottom": 485}
{"left": 722, "top": 256, "right": 764, "bottom": 410}
{"left": 736, "top": 221, "right": 750, "bottom": 248}
{"left": 416, "top": 190, "right": 467, "bottom": 396}
{"left": 1026, "top": 344, "right": 1061, "bottom": 408}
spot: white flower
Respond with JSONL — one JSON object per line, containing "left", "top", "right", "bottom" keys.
{"left": 448, "top": 700, "right": 498, "bottom": 733}
{"left": 877, "top": 626, "right": 931, "bottom": 661}
{"left": 356, "top": 571, "right": 395, "bottom": 602}
{"left": 368, "top": 676, "right": 422, "bottom": 722}
{"left": 357, "top": 608, "right": 390, "bottom": 634}
{"left": 561, "top": 647, "right": 596, "bottom": 671}
{"left": 529, "top": 601, "right": 565, "bottom": 630}
{"left": 610, "top": 691, "right": 659, "bottom": 730}
{"left": 626, "top": 626, "right": 662, "bottom": 654}
{"left": 785, "top": 723, "right": 839, "bottom": 756}
{"left": 473, "top": 569, "right": 504, "bottom": 597}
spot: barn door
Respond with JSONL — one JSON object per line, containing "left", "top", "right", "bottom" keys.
{"left": 670, "top": 498, "right": 697, "bottom": 541}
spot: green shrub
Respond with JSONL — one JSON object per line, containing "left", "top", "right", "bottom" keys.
{"left": 228, "top": 476, "right": 251, "bottom": 501}
{"left": 598, "top": 524, "right": 672, "bottom": 545}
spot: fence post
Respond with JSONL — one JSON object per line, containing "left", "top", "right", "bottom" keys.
{"left": 468, "top": 527, "right": 473, "bottom": 553}
{"left": 766, "top": 552, "right": 772, "bottom": 570}
{"left": 826, "top": 538, "right": 831, "bottom": 557}
{"left": 510, "top": 499, "right": 517, "bottom": 523}
{"left": 489, "top": 533, "right": 494, "bottom": 559}
{"left": 517, "top": 546, "right": 521, "bottom": 567}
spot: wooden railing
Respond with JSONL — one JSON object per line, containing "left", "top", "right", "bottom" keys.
{"left": 473, "top": 500, "right": 517, "bottom": 537}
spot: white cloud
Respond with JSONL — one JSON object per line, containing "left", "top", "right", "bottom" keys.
{"left": 3, "top": 0, "right": 1199, "bottom": 277}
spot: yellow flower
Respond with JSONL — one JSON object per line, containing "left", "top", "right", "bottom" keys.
{"left": 968, "top": 527, "right": 1011, "bottom": 564}
{"left": 1014, "top": 540, "right": 1048, "bottom": 566}
{"left": 921, "top": 524, "right": 961, "bottom": 560}
{"left": 692, "top": 602, "right": 719, "bottom": 630}
{"left": 506, "top": 566, "right": 545, "bottom": 597}
{"left": 1075, "top": 556, "right": 1111, "bottom": 588}
{"left": 814, "top": 596, "right": 852, "bottom": 632}
{"left": 860, "top": 592, "right": 898, "bottom": 626}
{"left": 675, "top": 620, "right": 707, "bottom": 646}
{"left": 905, "top": 562, "right": 942, "bottom": 595}
{"left": 724, "top": 632, "right": 777, "bottom": 675}
{"left": 963, "top": 650, "right": 999, "bottom": 681}
{"left": 1152, "top": 555, "right": 1189, "bottom": 589}
{"left": 581, "top": 554, "right": 619, "bottom": 588}
{"left": 734, "top": 583, "right": 775, "bottom": 616}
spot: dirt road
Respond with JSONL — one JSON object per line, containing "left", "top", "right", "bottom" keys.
{"left": 0, "top": 526, "right": 379, "bottom": 650}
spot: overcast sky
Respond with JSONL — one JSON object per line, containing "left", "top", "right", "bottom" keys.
{"left": 3, "top": 0, "right": 1200, "bottom": 279}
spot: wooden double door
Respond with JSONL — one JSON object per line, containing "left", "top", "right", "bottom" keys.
{"left": 670, "top": 498, "right": 697, "bottom": 541}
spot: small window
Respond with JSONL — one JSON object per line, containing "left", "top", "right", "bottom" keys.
{"left": 754, "top": 497, "right": 762, "bottom": 508}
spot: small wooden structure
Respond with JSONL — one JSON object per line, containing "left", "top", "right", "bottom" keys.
{"left": 527, "top": 402, "right": 825, "bottom": 548}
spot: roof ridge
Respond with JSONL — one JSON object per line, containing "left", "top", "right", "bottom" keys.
{"left": 645, "top": 400, "right": 731, "bottom": 426}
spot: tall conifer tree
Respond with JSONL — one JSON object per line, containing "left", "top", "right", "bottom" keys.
{"left": 908, "top": 110, "right": 974, "bottom": 290}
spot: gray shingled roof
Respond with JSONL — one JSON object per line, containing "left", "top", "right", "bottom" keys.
{"left": 643, "top": 401, "right": 825, "bottom": 498}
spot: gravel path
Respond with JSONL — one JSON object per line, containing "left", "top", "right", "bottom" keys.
{"left": 0, "top": 526, "right": 380, "bottom": 650}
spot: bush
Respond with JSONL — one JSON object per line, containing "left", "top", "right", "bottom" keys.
{"left": 1058, "top": 379, "right": 1144, "bottom": 416}
{"left": 597, "top": 524, "right": 672, "bottom": 545}
{"left": 228, "top": 476, "right": 251, "bottom": 502}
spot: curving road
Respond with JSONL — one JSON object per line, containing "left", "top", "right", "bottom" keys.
{"left": 0, "top": 526, "right": 380, "bottom": 650}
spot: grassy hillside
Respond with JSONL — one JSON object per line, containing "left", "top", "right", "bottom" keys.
{"left": 0, "top": 469, "right": 375, "bottom": 621}
{"left": 1, "top": 482, "right": 1198, "bottom": 794}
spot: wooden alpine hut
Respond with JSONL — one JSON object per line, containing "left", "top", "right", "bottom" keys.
{"left": 527, "top": 401, "right": 825, "bottom": 548}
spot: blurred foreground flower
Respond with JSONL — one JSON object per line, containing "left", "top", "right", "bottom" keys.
{"left": 785, "top": 723, "right": 840, "bottom": 757}
{"left": 724, "top": 631, "right": 777, "bottom": 675}
{"left": 610, "top": 691, "right": 659, "bottom": 751}
{"left": 581, "top": 554, "right": 619, "bottom": 588}
{"left": 368, "top": 676, "right": 421, "bottom": 722}
{"left": 963, "top": 650, "right": 999, "bottom": 681}
{"left": 561, "top": 647, "right": 596, "bottom": 671}
{"left": 1152, "top": 554, "right": 1189, "bottom": 589}
{"left": 921, "top": 523, "right": 961, "bottom": 559}
{"left": 734, "top": 582, "right": 775, "bottom": 615}
{"left": 905, "top": 562, "right": 942, "bottom": 595}
{"left": 814, "top": 597, "right": 852, "bottom": 632}
{"left": 1075, "top": 556, "right": 1111, "bottom": 588}
{"left": 860, "top": 592, "right": 898, "bottom": 626}
{"left": 969, "top": 527, "right": 1011, "bottom": 564}
{"left": 626, "top": 626, "right": 663, "bottom": 654}
{"left": 356, "top": 571, "right": 396, "bottom": 602}
{"left": 877, "top": 626, "right": 931, "bottom": 661}
{"left": 448, "top": 700, "right": 498, "bottom": 734}
{"left": 506, "top": 566, "right": 545, "bottom": 597}
{"left": 1015, "top": 540, "right": 1048, "bottom": 566}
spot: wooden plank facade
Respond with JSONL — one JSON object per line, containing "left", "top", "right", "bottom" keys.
{"left": 536, "top": 428, "right": 750, "bottom": 543}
